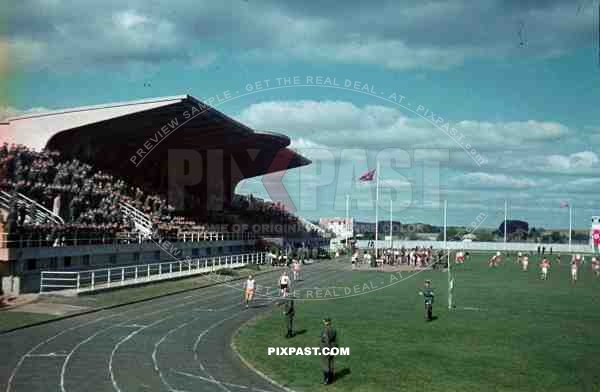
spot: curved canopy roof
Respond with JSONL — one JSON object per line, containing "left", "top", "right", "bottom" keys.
{"left": 0, "top": 94, "right": 310, "bottom": 184}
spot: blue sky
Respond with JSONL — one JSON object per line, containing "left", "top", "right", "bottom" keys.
{"left": 3, "top": 0, "right": 600, "bottom": 230}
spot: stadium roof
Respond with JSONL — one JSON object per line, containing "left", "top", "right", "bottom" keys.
{"left": 0, "top": 94, "right": 310, "bottom": 204}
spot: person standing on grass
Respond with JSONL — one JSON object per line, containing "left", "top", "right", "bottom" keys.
{"left": 570, "top": 258, "right": 579, "bottom": 284}
{"left": 320, "top": 317, "right": 337, "bottom": 385}
{"left": 283, "top": 297, "right": 295, "bottom": 338}
{"left": 522, "top": 255, "right": 529, "bottom": 271}
{"left": 540, "top": 257, "right": 550, "bottom": 280}
{"left": 419, "top": 280, "right": 435, "bottom": 321}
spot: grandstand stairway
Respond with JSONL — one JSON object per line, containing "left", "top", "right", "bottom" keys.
{"left": 119, "top": 201, "right": 154, "bottom": 238}
{"left": 0, "top": 190, "right": 64, "bottom": 225}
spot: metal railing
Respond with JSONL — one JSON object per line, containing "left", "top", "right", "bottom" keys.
{"left": 40, "top": 252, "right": 267, "bottom": 294}
{"left": 178, "top": 231, "right": 255, "bottom": 242}
{"left": 0, "top": 190, "right": 64, "bottom": 225}
{"left": 119, "top": 201, "right": 153, "bottom": 237}
{"left": 0, "top": 230, "right": 256, "bottom": 248}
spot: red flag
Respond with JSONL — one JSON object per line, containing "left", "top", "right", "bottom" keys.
{"left": 560, "top": 201, "right": 569, "bottom": 208}
{"left": 359, "top": 169, "right": 375, "bottom": 182}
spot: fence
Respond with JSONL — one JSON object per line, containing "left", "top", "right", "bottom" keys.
{"left": 355, "top": 240, "right": 594, "bottom": 254}
{"left": 0, "top": 230, "right": 255, "bottom": 249}
{"left": 39, "top": 252, "right": 267, "bottom": 294}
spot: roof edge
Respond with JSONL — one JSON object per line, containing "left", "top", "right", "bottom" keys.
{"left": 7, "top": 94, "right": 190, "bottom": 122}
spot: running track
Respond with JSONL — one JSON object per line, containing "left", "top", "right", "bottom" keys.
{"left": 0, "top": 261, "right": 351, "bottom": 392}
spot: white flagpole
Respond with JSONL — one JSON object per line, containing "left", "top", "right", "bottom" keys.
{"left": 389, "top": 199, "right": 393, "bottom": 249}
{"left": 443, "top": 199, "right": 447, "bottom": 248}
{"left": 569, "top": 205, "right": 572, "bottom": 252}
{"left": 375, "top": 161, "right": 380, "bottom": 261}
{"left": 445, "top": 199, "right": 451, "bottom": 310}
{"left": 345, "top": 194, "right": 350, "bottom": 248}
{"left": 504, "top": 199, "right": 507, "bottom": 251}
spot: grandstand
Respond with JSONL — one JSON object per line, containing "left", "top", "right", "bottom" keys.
{"left": 0, "top": 95, "right": 330, "bottom": 294}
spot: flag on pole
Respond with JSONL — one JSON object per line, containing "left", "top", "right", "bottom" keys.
{"left": 358, "top": 169, "right": 375, "bottom": 182}
{"left": 560, "top": 201, "right": 569, "bottom": 208}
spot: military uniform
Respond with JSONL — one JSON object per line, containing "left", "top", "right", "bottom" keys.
{"left": 420, "top": 282, "right": 434, "bottom": 321}
{"left": 283, "top": 299, "right": 295, "bottom": 338}
{"left": 320, "top": 318, "right": 337, "bottom": 384}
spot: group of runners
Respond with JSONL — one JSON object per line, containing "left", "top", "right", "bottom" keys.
{"left": 243, "top": 258, "right": 303, "bottom": 308}
{"left": 454, "top": 250, "right": 600, "bottom": 283}
{"left": 514, "top": 252, "right": 600, "bottom": 282}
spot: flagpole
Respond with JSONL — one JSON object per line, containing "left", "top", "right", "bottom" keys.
{"left": 445, "top": 199, "right": 452, "bottom": 311}
{"left": 443, "top": 199, "right": 447, "bottom": 248}
{"left": 375, "top": 161, "right": 380, "bottom": 261}
{"left": 389, "top": 199, "right": 393, "bottom": 249}
{"left": 569, "top": 205, "right": 572, "bottom": 252}
{"left": 345, "top": 194, "right": 350, "bottom": 248}
{"left": 504, "top": 199, "right": 507, "bottom": 251}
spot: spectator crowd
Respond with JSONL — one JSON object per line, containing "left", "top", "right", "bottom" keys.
{"left": 0, "top": 144, "right": 328, "bottom": 248}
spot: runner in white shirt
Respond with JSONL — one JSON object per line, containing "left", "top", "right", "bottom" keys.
{"left": 292, "top": 260, "right": 301, "bottom": 281}
{"left": 522, "top": 255, "right": 529, "bottom": 271}
{"left": 571, "top": 259, "right": 578, "bottom": 284}
{"left": 279, "top": 272, "right": 291, "bottom": 297}
{"left": 244, "top": 275, "right": 256, "bottom": 308}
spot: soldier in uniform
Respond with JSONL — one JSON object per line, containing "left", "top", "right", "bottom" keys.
{"left": 283, "top": 298, "right": 295, "bottom": 338}
{"left": 419, "top": 280, "right": 435, "bottom": 321}
{"left": 320, "top": 317, "right": 337, "bottom": 385}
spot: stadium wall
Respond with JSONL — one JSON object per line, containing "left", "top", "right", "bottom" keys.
{"left": 1, "top": 239, "right": 257, "bottom": 293}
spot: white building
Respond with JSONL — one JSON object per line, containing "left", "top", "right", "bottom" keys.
{"left": 319, "top": 218, "right": 353, "bottom": 240}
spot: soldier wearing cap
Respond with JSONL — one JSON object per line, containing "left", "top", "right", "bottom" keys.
{"left": 419, "top": 280, "right": 435, "bottom": 321}
{"left": 283, "top": 297, "right": 295, "bottom": 338}
{"left": 320, "top": 317, "right": 338, "bottom": 384}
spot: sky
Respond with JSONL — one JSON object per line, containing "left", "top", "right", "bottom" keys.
{"left": 2, "top": 0, "right": 600, "bottom": 230}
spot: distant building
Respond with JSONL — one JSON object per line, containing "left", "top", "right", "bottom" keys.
{"left": 319, "top": 218, "right": 353, "bottom": 240}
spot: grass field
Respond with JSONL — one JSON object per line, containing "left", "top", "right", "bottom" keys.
{"left": 234, "top": 253, "right": 600, "bottom": 392}
{"left": 0, "top": 264, "right": 276, "bottom": 333}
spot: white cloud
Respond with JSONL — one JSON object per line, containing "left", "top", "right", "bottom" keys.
{"left": 113, "top": 10, "right": 149, "bottom": 29}
{"left": 545, "top": 151, "right": 598, "bottom": 170}
{"left": 238, "top": 100, "right": 570, "bottom": 152}
{"left": 450, "top": 172, "right": 549, "bottom": 190}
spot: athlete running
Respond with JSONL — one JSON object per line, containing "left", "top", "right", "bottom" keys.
{"left": 244, "top": 275, "right": 256, "bottom": 308}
